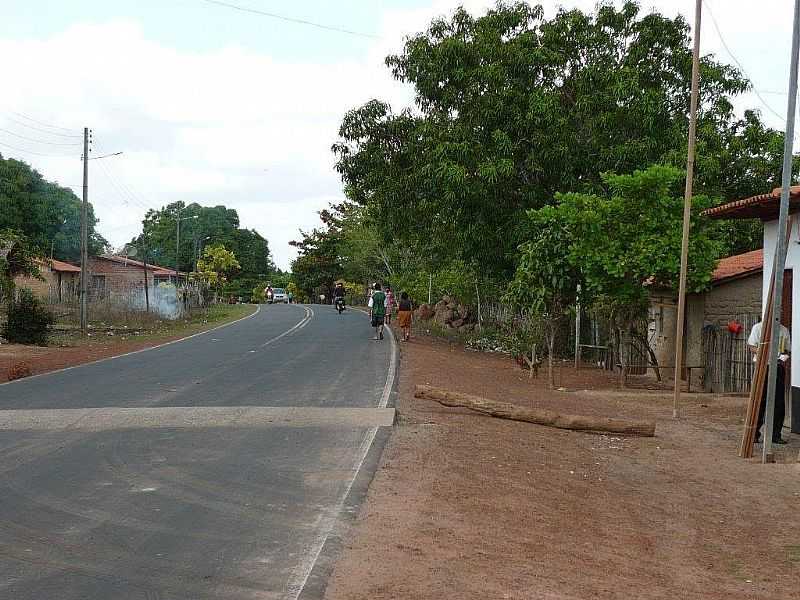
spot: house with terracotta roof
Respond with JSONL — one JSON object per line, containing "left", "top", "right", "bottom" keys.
{"left": 86, "top": 254, "right": 177, "bottom": 298}
{"left": 705, "top": 186, "right": 799, "bottom": 433}
{"left": 647, "top": 249, "right": 764, "bottom": 393}
{"left": 14, "top": 258, "right": 81, "bottom": 302}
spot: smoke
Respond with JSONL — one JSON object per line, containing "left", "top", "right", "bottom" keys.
{"left": 128, "top": 285, "right": 184, "bottom": 320}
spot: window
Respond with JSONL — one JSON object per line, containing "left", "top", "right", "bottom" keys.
{"left": 91, "top": 275, "right": 107, "bottom": 298}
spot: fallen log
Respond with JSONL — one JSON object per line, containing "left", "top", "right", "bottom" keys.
{"left": 414, "top": 385, "right": 656, "bottom": 437}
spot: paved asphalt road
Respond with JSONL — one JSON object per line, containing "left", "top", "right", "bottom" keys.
{"left": 0, "top": 304, "right": 395, "bottom": 600}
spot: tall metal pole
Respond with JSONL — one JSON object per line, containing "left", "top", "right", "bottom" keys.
{"left": 79, "top": 127, "right": 89, "bottom": 336}
{"left": 763, "top": 0, "right": 800, "bottom": 463}
{"left": 673, "top": 0, "right": 702, "bottom": 419}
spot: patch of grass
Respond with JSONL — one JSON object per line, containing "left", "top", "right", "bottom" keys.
{"left": 787, "top": 545, "right": 800, "bottom": 563}
{"left": 50, "top": 303, "right": 257, "bottom": 347}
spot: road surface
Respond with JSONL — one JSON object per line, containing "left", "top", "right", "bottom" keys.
{"left": 0, "top": 304, "right": 395, "bottom": 600}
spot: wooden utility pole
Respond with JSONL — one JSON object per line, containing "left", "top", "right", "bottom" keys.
{"left": 673, "top": 0, "right": 702, "bottom": 419}
{"left": 175, "top": 206, "right": 182, "bottom": 287}
{"left": 79, "top": 127, "right": 89, "bottom": 336}
{"left": 574, "top": 283, "right": 582, "bottom": 369}
{"left": 142, "top": 245, "right": 150, "bottom": 313}
{"left": 762, "top": 0, "right": 800, "bottom": 462}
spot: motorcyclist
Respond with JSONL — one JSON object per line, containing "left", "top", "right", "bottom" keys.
{"left": 333, "top": 282, "right": 346, "bottom": 310}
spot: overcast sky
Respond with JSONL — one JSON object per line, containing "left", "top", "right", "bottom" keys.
{"left": 0, "top": 0, "right": 796, "bottom": 269}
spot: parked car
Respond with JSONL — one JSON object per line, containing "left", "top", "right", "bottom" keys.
{"left": 269, "top": 288, "right": 288, "bottom": 304}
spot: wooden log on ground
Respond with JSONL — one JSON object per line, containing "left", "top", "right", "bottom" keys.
{"left": 414, "top": 385, "right": 656, "bottom": 437}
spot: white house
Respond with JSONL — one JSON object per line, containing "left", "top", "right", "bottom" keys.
{"left": 705, "top": 186, "right": 800, "bottom": 433}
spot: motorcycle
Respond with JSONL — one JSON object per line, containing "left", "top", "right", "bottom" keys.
{"left": 335, "top": 296, "right": 346, "bottom": 314}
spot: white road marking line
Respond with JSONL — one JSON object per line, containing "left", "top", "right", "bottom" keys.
{"left": 260, "top": 307, "right": 313, "bottom": 348}
{"left": 0, "top": 305, "right": 262, "bottom": 388}
{"left": 285, "top": 309, "right": 397, "bottom": 600}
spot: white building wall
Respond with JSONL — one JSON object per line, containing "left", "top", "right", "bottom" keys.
{"left": 762, "top": 219, "right": 800, "bottom": 387}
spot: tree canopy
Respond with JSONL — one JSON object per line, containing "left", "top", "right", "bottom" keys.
{"left": 130, "top": 201, "right": 277, "bottom": 298}
{"left": 0, "top": 154, "right": 107, "bottom": 262}
{"left": 332, "top": 0, "right": 790, "bottom": 285}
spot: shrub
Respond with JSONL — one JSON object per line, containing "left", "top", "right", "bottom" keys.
{"left": 3, "top": 288, "right": 54, "bottom": 345}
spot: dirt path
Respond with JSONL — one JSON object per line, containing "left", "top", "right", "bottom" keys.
{"left": 0, "top": 304, "right": 257, "bottom": 383}
{"left": 324, "top": 335, "right": 800, "bottom": 600}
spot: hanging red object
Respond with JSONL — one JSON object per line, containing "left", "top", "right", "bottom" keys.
{"left": 727, "top": 320, "right": 743, "bottom": 335}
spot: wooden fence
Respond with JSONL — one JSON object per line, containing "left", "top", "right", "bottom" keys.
{"left": 702, "top": 313, "right": 759, "bottom": 394}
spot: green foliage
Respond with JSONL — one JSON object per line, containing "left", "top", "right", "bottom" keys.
{"left": 251, "top": 284, "right": 266, "bottom": 303}
{"left": 286, "top": 282, "right": 302, "bottom": 301}
{"left": 333, "top": 1, "right": 760, "bottom": 279}
{"left": 0, "top": 154, "right": 107, "bottom": 262}
{"left": 0, "top": 231, "right": 41, "bottom": 302}
{"left": 3, "top": 288, "right": 54, "bottom": 345}
{"left": 196, "top": 244, "right": 240, "bottom": 289}
{"left": 555, "top": 165, "right": 721, "bottom": 299}
{"left": 132, "top": 201, "right": 277, "bottom": 285}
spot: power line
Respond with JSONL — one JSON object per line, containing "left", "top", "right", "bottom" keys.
{"left": 3, "top": 115, "right": 83, "bottom": 138}
{"left": 94, "top": 157, "right": 155, "bottom": 213}
{"left": 702, "top": 0, "right": 792, "bottom": 126}
{"left": 10, "top": 110, "right": 79, "bottom": 134}
{"left": 195, "top": 0, "right": 379, "bottom": 39}
{"left": 0, "top": 139, "right": 78, "bottom": 158}
{"left": 0, "top": 127, "right": 82, "bottom": 146}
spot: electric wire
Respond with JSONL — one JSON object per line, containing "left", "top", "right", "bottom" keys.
{"left": 10, "top": 110, "right": 80, "bottom": 134}
{"left": 702, "top": 0, "right": 795, "bottom": 127}
{"left": 0, "top": 139, "right": 78, "bottom": 158}
{"left": 0, "top": 126, "right": 82, "bottom": 146}
{"left": 195, "top": 0, "right": 379, "bottom": 39}
{"left": 94, "top": 157, "right": 155, "bottom": 213}
{"left": 94, "top": 143, "right": 159, "bottom": 213}
{"left": 3, "top": 115, "right": 82, "bottom": 138}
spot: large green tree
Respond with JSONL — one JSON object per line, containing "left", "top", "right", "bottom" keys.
{"left": 132, "top": 202, "right": 275, "bottom": 282}
{"left": 333, "top": 1, "right": 779, "bottom": 282}
{"left": 0, "top": 154, "right": 107, "bottom": 262}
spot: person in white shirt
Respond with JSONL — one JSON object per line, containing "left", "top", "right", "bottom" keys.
{"left": 748, "top": 321, "right": 790, "bottom": 444}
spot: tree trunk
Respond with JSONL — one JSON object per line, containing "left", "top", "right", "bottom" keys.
{"left": 414, "top": 385, "right": 656, "bottom": 437}
{"left": 632, "top": 330, "right": 661, "bottom": 382}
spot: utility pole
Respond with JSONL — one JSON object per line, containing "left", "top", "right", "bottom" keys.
{"left": 763, "top": 0, "right": 800, "bottom": 463}
{"left": 672, "top": 0, "right": 702, "bottom": 419}
{"left": 175, "top": 207, "right": 181, "bottom": 286}
{"left": 142, "top": 244, "right": 150, "bottom": 313}
{"left": 574, "top": 284, "right": 582, "bottom": 370}
{"left": 79, "top": 127, "right": 89, "bottom": 336}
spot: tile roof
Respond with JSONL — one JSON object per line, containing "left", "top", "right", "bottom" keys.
{"left": 703, "top": 186, "right": 800, "bottom": 220}
{"left": 712, "top": 249, "right": 763, "bottom": 283}
{"left": 96, "top": 254, "right": 175, "bottom": 275}
{"left": 46, "top": 258, "right": 81, "bottom": 272}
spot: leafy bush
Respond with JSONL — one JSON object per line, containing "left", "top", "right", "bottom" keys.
{"left": 3, "top": 288, "right": 54, "bottom": 345}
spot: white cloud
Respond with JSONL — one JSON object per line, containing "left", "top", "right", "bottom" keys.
{"left": 0, "top": 1, "right": 797, "bottom": 267}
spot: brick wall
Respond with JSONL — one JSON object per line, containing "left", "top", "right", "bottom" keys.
{"left": 87, "top": 257, "right": 152, "bottom": 295}
{"left": 704, "top": 274, "right": 762, "bottom": 327}
{"left": 13, "top": 273, "right": 51, "bottom": 297}
{"left": 14, "top": 269, "right": 79, "bottom": 301}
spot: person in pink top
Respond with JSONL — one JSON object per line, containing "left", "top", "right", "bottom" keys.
{"left": 384, "top": 286, "right": 396, "bottom": 324}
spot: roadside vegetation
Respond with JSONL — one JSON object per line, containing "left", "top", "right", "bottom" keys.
{"left": 291, "top": 0, "right": 798, "bottom": 372}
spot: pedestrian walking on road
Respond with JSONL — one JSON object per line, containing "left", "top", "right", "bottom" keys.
{"left": 369, "top": 283, "right": 387, "bottom": 340}
{"left": 385, "top": 286, "right": 395, "bottom": 324}
{"left": 397, "top": 291, "right": 413, "bottom": 341}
